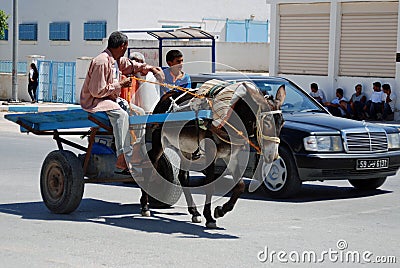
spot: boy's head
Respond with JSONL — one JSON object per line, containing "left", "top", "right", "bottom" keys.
{"left": 166, "top": 50, "right": 184, "bottom": 68}
{"left": 310, "top": 83, "right": 318, "bottom": 93}
{"left": 373, "top": 81, "right": 381, "bottom": 92}
{"left": 336, "top": 88, "right": 344, "bottom": 98}
{"left": 382, "top": 84, "right": 391, "bottom": 94}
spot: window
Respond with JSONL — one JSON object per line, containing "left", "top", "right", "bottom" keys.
{"left": 19, "top": 23, "right": 38, "bottom": 41}
{"left": 49, "top": 22, "right": 70, "bottom": 41}
{"left": 84, "top": 21, "right": 106, "bottom": 40}
{"left": 0, "top": 28, "right": 8, "bottom": 40}
{"left": 226, "top": 19, "right": 269, "bottom": 42}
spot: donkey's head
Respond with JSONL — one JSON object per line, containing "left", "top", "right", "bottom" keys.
{"left": 244, "top": 82, "right": 286, "bottom": 164}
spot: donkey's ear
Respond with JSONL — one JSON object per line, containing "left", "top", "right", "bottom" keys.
{"left": 242, "top": 82, "right": 266, "bottom": 105}
{"left": 275, "top": 85, "right": 286, "bottom": 109}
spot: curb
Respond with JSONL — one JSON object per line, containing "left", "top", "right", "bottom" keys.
{"left": 1, "top": 104, "right": 81, "bottom": 113}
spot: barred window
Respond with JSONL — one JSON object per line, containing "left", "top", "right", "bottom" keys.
{"left": 49, "top": 22, "right": 70, "bottom": 41}
{"left": 84, "top": 21, "right": 106, "bottom": 41}
{"left": 0, "top": 28, "right": 8, "bottom": 40}
{"left": 19, "top": 23, "right": 37, "bottom": 41}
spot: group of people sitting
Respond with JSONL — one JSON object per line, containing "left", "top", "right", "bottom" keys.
{"left": 310, "top": 82, "right": 397, "bottom": 121}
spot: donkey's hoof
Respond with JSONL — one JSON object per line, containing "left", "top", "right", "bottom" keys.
{"left": 192, "top": 215, "right": 202, "bottom": 223}
{"left": 214, "top": 206, "right": 224, "bottom": 219}
{"left": 141, "top": 209, "right": 151, "bottom": 217}
{"left": 206, "top": 220, "right": 217, "bottom": 229}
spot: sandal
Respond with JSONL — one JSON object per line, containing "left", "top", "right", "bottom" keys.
{"left": 114, "top": 167, "right": 131, "bottom": 175}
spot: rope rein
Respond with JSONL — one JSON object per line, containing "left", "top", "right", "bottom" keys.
{"left": 128, "top": 76, "right": 281, "bottom": 154}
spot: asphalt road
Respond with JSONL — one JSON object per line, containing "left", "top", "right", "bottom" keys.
{"left": 0, "top": 112, "right": 399, "bottom": 267}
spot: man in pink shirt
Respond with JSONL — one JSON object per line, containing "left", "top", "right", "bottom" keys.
{"left": 80, "top": 31, "right": 164, "bottom": 174}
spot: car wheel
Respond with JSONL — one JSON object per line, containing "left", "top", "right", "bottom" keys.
{"left": 348, "top": 177, "right": 387, "bottom": 190}
{"left": 261, "top": 146, "right": 302, "bottom": 198}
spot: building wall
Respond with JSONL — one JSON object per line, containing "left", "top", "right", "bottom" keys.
{"left": 0, "top": 0, "right": 270, "bottom": 62}
{"left": 0, "top": 0, "right": 118, "bottom": 61}
{"left": 270, "top": 0, "right": 400, "bottom": 118}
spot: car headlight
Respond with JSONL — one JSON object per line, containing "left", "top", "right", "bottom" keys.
{"left": 387, "top": 133, "right": 400, "bottom": 149}
{"left": 304, "top": 136, "right": 343, "bottom": 152}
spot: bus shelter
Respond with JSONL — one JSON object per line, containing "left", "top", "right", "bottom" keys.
{"left": 121, "top": 28, "right": 216, "bottom": 73}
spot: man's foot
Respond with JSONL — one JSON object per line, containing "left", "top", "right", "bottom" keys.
{"left": 130, "top": 143, "right": 150, "bottom": 166}
{"left": 114, "top": 167, "right": 131, "bottom": 175}
{"left": 115, "top": 153, "right": 128, "bottom": 170}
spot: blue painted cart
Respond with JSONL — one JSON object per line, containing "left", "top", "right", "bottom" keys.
{"left": 4, "top": 109, "right": 212, "bottom": 214}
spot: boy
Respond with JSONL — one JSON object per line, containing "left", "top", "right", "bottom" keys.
{"left": 324, "top": 88, "right": 348, "bottom": 117}
{"left": 382, "top": 83, "right": 396, "bottom": 121}
{"left": 160, "top": 50, "right": 191, "bottom": 96}
{"left": 364, "top": 82, "right": 385, "bottom": 120}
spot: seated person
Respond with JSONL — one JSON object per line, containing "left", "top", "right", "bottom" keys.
{"left": 324, "top": 88, "right": 348, "bottom": 117}
{"left": 309, "top": 82, "right": 326, "bottom": 105}
{"left": 364, "top": 81, "right": 385, "bottom": 120}
{"left": 382, "top": 83, "right": 396, "bottom": 121}
{"left": 347, "top": 84, "right": 366, "bottom": 120}
{"left": 160, "top": 50, "right": 191, "bottom": 96}
{"left": 80, "top": 31, "right": 164, "bottom": 175}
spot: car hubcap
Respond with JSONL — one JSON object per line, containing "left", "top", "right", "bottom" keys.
{"left": 263, "top": 157, "right": 287, "bottom": 191}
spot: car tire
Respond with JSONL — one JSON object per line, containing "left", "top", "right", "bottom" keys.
{"left": 348, "top": 177, "right": 387, "bottom": 190}
{"left": 40, "top": 150, "right": 84, "bottom": 214}
{"left": 261, "top": 146, "right": 302, "bottom": 198}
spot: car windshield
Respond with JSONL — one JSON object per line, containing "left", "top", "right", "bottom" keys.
{"left": 248, "top": 79, "right": 325, "bottom": 113}
{"left": 193, "top": 77, "right": 325, "bottom": 113}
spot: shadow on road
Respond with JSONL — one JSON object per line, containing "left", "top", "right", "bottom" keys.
{"left": 243, "top": 183, "right": 392, "bottom": 203}
{"left": 109, "top": 178, "right": 392, "bottom": 203}
{"left": 0, "top": 198, "right": 238, "bottom": 239}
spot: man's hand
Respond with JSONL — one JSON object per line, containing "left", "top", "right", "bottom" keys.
{"left": 151, "top": 67, "right": 165, "bottom": 82}
{"left": 119, "top": 77, "right": 131, "bottom": 88}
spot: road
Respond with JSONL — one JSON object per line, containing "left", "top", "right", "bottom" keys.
{"left": 0, "top": 112, "right": 399, "bottom": 267}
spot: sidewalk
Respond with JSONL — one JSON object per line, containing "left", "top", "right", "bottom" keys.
{"left": 0, "top": 101, "right": 81, "bottom": 113}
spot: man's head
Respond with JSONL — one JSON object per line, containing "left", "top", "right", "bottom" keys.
{"left": 130, "top": 52, "right": 145, "bottom": 64}
{"left": 166, "top": 50, "right": 184, "bottom": 72}
{"left": 107, "top": 31, "right": 129, "bottom": 60}
{"left": 373, "top": 81, "right": 381, "bottom": 92}
{"left": 336, "top": 88, "right": 344, "bottom": 98}
{"left": 310, "top": 83, "right": 318, "bottom": 93}
{"left": 382, "top": 84, "right": 391, "bottom": 94}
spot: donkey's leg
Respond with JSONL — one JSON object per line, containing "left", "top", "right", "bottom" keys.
{"left": 139, "top": 128, "right": 163, "bottom": 217}
{"left": 214, "top": 151, "right": 245, "bottom": 219}
{"left": 178, "top": 169, "right": 202, "bottom": 223}
{"left": 140, "top": 168, "right": 152, "bottom": 217}
{"left": 203, "top": 159, "right": 217, "bottom": 228}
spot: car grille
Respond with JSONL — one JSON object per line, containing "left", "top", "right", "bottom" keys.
{"left": 344, "top": 131, "right": 388, "bottom": 153}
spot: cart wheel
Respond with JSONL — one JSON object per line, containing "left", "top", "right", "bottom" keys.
{"left": 148, "top": 149, "right": 182, "bottom": 208}
{"left": 40, "top": 150, "right": 84, "bottom": 214}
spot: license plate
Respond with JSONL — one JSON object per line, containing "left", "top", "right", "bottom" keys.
{"left": 356, "top": 158, "right": 389, "bottom": 170}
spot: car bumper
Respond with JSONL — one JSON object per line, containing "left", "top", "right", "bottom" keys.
{"left": 296, "top": 150, "right": 400, "bottom": 181}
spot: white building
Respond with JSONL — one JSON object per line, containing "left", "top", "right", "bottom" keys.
{"left": 269, "top": 0, "right": 400, "bottom": 117}
{"left": 0, "top": 0, "right": 270, "bottom": 62}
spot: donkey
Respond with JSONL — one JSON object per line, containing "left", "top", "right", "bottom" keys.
{"left": 139, "top": 80, "right": 286, "bottom": 228}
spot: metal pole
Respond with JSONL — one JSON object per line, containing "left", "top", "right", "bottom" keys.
{"left": 11, "top": 0, "right": 18, "bottom": 101}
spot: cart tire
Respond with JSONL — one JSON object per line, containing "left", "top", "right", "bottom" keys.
{"left": 148, "top": 150, "right": 182, "bottom": 208}
{"left": 40, "top": 150, "right": 84, "bottom": 214}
